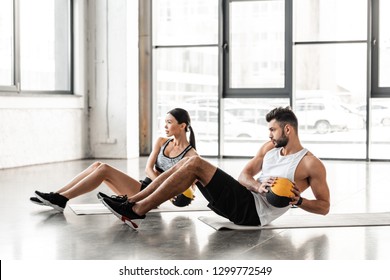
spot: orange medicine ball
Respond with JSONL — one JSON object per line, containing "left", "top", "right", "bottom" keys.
{"left": 171, "top": 187, "right": 194, "bottom": 207}
{"left": 265, "top": 177, "right": 294, "bottom": 208}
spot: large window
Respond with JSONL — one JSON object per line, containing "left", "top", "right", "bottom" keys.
{"left": 223, "top": 0, "right": 291, "bottom": 98}
{"left": 0, "top": 0, "right": 72, "bottom": 93}
{"left": 377, "top": 1, "right": 390, "bottom": 88}
{"left": 0, "top": 0, "right": 14, "bottom": 88}
{"left": 372, "top": 0, "right": 390, "bottom": 96}
{"left": 370, "top": 0, "right": 390, "bottom": 159}
{"left": 153, "top": 0, "right": 219, "bottom": 156}
{"left": 151, "top": 0, "right": 390, "bottom": 160}
{"left": 294, "top": 0, "right": 368, "bottom": 159}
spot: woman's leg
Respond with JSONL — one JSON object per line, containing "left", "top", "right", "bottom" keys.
{"left": 55, "top": 161, "right": 104, "bottom": 193}
{"left": 60, "top": 163, "right": 142, "bottom": 199}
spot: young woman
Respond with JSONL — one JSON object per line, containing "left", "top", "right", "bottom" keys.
{"left": 30, "top": 108, "right": 197, "bottom": 212}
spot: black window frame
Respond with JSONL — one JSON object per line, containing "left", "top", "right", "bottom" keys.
{"left": 0, "top": 0, "right": 73, "bottom": 95}
{"left": 222, "top": 0, "right": 292, "bottom": 99}
{"left": 371, "top": 0, "right": 390, "bottom": 97}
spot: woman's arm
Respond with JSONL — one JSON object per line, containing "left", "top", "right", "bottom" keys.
{"left": 144, "top": 137, "right": 167, "bottom": 180}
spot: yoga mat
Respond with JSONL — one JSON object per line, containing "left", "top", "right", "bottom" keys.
{"left": 198, "top": 212, "right": 390, "bottom": 230}
{"left": 69, "top": 198, "right": 210, "bottom": 215}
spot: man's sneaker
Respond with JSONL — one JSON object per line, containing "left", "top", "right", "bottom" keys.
{"left": 30, "top": 196, "right": 45, "bottom": 206}
{"left": 97, "top": 192, "right": 128, "bottom": 203}
{"left": 34, "top": 191, "right": 69, "bottom": 212}
{"left": 101, "top": 198, "right": 145, "bottom": 230}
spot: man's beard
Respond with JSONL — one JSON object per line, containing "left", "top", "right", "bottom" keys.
{"left": 274, "top": 132, "right": 288, "bottom": 148}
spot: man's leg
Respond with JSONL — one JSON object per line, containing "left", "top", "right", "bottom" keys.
{"left": 101, "top": 156, "right": 218, "bottom": 229}
{"left": 128, "top": 157, "right": 192, "bottom": 202}
{"left": 133, "top": 156, "right": 217, "bottom": 215}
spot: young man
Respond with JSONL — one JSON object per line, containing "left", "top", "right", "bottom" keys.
{"left": 101, "top": 107, "right": 330, "bottom": 229}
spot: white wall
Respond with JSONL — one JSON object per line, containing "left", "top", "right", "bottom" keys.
{"left": 88, "top": 0, "right": 139, "bottom": 159}
{"left": 126, "top": 0, "right": 140, "bottom": 158}
{"left": 0, "top": 0, "right": 140, "bottom": 169}
{"left": 0, "top": 96, "right": 88, "bottom": 169}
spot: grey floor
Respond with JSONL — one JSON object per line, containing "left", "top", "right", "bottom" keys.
{"left": 1, "top": 157, "right": 390, "bottom": 260}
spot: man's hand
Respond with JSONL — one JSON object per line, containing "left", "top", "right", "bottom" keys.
{"left": 289, "top": 183, "right": 302, "bottom": 205}
{"left": 253, "top": 177, "right": 276, "bottom": 193}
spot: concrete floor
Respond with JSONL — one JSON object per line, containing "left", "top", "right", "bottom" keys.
{"left": 1, "top": 157, "right": 390, "bottom": 260}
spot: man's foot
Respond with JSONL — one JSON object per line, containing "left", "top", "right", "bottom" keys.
{"left": 101, "top": 198, "right": 145, "bottom": 230}
{"left": 30, "top": 196, "right": 46, "bottom": 206}
{"left": 34, "top": 191, "right": 69, "bottom": 212}
{"left": 97, "top": 192, "right": 128, "bottom": 203}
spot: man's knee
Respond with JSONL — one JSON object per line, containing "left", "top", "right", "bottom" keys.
{"left": 169, "top": 157, "right": 191, "bottom": 172}
{"left": 185, "top": 156, "right": 206, "bottom": 172}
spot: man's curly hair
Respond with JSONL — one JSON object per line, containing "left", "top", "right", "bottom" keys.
{"left": 265, "top": 106, "right": 298, "bottom": 131}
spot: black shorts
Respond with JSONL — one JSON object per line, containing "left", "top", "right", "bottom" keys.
{"left": 140, "top": 177, "right": 152, "bottom": 191}
{"left": 196, "top": 168, "right": 260, "bottom": 226}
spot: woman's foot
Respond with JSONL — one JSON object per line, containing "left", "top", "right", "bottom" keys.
{"left": 34, "top": 191, "right": 69, "bottom": 212}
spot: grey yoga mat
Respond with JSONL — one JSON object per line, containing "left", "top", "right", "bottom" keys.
{"left": 198, "top": 212, "right": 390, "bottom": 230}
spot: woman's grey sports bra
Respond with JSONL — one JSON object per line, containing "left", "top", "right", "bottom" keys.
{"left": 154, "top": 139, "right": 193, "bottom": 173}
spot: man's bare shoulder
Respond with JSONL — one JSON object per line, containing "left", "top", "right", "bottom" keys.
{"left": 302, "top": 151, "right": 326, "bottom": 170}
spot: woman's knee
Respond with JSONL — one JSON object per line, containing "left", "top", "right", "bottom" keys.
{"left": 95, "top": 162, "right": 112, "bottom": 175}
{"left": 89, "top": 161, "right": 103, "bottom": 171}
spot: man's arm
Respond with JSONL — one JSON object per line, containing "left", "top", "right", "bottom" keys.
{"left": 292, "top": 157, "right": 330, "bottom": 215}
{"left": 238, "top": 141, "right": 274, "bottom": 193}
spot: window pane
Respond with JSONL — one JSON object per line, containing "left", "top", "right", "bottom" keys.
{"left": 153, "top": 0, "right": 218, "bottom": 45}
{"left": 223, "top": 98, "right": 289, "bottom": 156}
{"left": 295, "top": 44, "right": 367, "bottom": 159}
{"left": 379, "top": 0, "right": 390, "bottom": 87}
{"left": 0, "top": 0, "right": 13, "bottom": 86}
{"left": 20, "top": 0, "right": 70, "bottom": 91}
{"left": 370, "top": 99, "right": 390, "bottom": 159}
{"left": 153, "top": 47, "right": 218, "bottom": 156}
{"left": 230, "top": 0, "right": 285, "bottom": 88}
{"left": 294, "top": 0, "right": 367, "bottom": 41}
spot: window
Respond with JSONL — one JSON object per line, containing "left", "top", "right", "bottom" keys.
{"left": 221, "top": 0, "right": 292, "bottom": 156}
{"left": 151, "top": 0, "right": 390, "bottom": 160}
{"left": 222, "top": 98, "right": 288, "bottom": 156}
{"left": 294, "top": 0, "right": 368, "bottom": 159}
{"left": 223, "top": 0, "right": 292, "bottom": 98}
{"left": 0, "top": 0, "right": 72, "bottom": 93}
{"left": 370, "top": 98, "right": 390, "bottom": 159}
{"left": 0, "top": 0, "right": 14, "bottom": 88}
{"left": 153, "top": 0, "right": 219, "bottom": 156}
{"left": 372, "top": 0, "right": 390, "bottom": 96}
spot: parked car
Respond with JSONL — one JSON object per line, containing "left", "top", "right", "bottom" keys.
{"left": 224, "top": 104, "right": 271, "bottom": 127}
{"left": 183, "top": 96, "right": 241, "bottom": 109}
{"left": 356, "top": 104, "right": 390, "bottom": 126}
{"left": 185, "top": 107, "right": 267, "bottom": 141}
{"left": 295, "top": 99, "right": 365, "bottom": 134}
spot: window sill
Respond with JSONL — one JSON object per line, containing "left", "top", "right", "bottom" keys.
{"left": 0, "top": 93, "right": 85, "bottom": 109}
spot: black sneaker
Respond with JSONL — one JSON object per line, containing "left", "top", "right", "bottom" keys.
{"left": 35, "top": 191, "right": 69, "bottom": 212}
{"left": 101, "top": 198, "right": 145, "bottom": 230}
{"left": 97, "top": 192, "right": 128, "bottom": 203}
{"left": 30, "top": 196, "right": 45, "bottom": 206}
